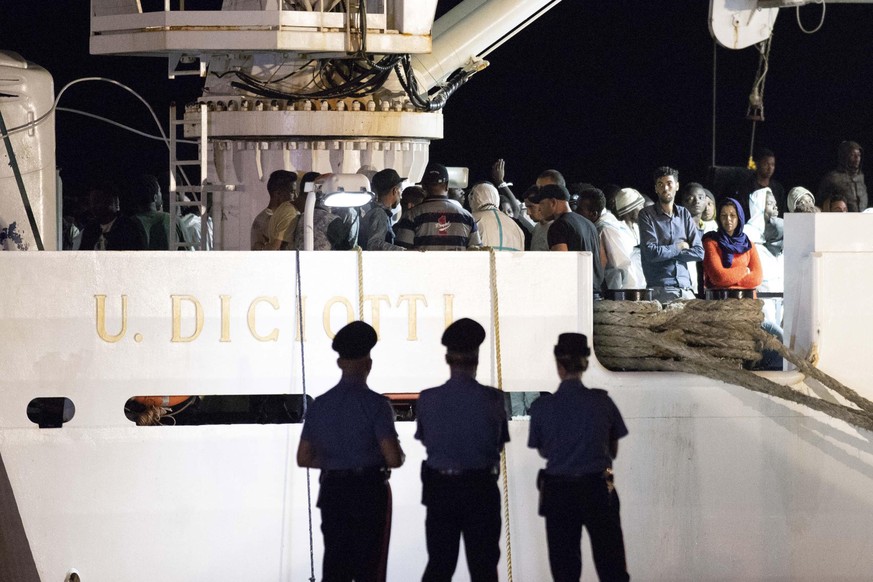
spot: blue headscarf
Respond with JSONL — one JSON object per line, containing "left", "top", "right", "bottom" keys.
{"left": 703, "top": 197, "right": 751, "bottom": 268}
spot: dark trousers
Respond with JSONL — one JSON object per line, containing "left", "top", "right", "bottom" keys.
{"left": 540, "top": 475, "right": 629, "bottom": 582}
{"left": 421, "top": 471, "right": 501, "bottom": 582}
{"left": 318, "top": 472, "right": 391, "bottom": 582}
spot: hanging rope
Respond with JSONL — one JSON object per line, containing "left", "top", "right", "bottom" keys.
{"left": 746, "top": 36, "right": 773, "bottom": 164}
{"left": 593, "top": 299, "right": 873, "bottom": 432}
{"left": 295, "top": 249, "right": 317, "bottom": 582}
{"left": 488, "top": 248, "right": 513, "bottom": 582}
{"left": 355, "top": 245, "right": 365, "bottom": 320}
{"left": 129, "top": 397, "right": 199, "bottom": 426}
{"left": 796, "top": 0, "right": 826, "bottom": 34}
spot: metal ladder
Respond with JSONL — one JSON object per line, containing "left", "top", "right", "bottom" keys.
{"left": 168, "top": 102, "right": 237, "bottom": 251}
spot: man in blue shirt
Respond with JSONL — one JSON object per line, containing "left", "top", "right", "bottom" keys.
{"left": 415, "top": 318, "right": 509, "bottom": 582}
{"left": 297, "top": 321, "right": 405, "bottom": 582}
{"left": 638, "top": 166, "right": 704, "bottom": 303}
{"left": 528, "top": 333, "right": 630, "bottom": 582}
{"left": 360, "top": 168, "right": 406, "bottom": 251}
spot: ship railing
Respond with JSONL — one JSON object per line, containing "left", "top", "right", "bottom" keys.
{"left": 90, "top": 0, "right": 437, "bottom": 37}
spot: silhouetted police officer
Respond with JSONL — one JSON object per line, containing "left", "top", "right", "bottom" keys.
{"left": 415, "top": 318, "right": 509, "bottom": 582}
{"left": 297, "top": 321, "right": 405, "bottom": 582}
{"left": 528, "top": 333, "right": 630, "bottom": 582}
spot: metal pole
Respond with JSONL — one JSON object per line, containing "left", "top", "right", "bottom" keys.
{"left": 0, "top": 111, "right": 44, "bottom": 251}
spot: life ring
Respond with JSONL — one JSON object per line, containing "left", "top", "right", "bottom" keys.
{"left": 131, "top": 396, "right": 191, "bottom": 407}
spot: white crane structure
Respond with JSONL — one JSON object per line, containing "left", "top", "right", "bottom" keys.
{"left": 88, "top": 0, "right": 565, "bottom": 249}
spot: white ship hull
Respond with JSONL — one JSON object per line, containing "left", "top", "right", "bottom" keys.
{"left": 2, "top": 228, "right": 872, "bottom": 580}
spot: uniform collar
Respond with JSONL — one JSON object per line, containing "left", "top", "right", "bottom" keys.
{"left": 557, "top": 378, "right": 587, "bottom": 392}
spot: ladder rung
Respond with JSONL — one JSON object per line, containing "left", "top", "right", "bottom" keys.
{"left": 173, "top": 185, "right": 245, "bottom": 192}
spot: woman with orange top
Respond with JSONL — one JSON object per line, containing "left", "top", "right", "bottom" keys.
{"left": 702, "top": 197, "right": 763, "bottom": 290}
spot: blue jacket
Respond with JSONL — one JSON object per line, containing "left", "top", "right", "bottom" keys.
{"left": 638, "top": 203, "right": 704, "bottom": 288}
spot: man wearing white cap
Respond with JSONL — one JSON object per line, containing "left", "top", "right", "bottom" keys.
{"left": 600, "top": 188, "right": 647, "bottom": 290}
{"left": 787, "top": 186, "right": 819, "bottom": 213}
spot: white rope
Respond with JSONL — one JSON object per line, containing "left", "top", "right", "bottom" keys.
{"left": 0, "top": 77, "right": 193, "bottom": 187}
{"left": 57, "top": 107, "right": 199, "bottom": 145}
{"left": 488, "top": 248, "right": 514, "bottom": 582}
{"left": 796, "top": 0, "right": 826, "bottom": 34}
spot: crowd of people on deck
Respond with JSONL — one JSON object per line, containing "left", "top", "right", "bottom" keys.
{"left": 59, "top": 174, "right": 211, "bottom": 252}
{"left": 243, "top": 141, "right": 862, "bottom": 315}
{"left": 52, "top": 141, "right": 869, "bottom": 328}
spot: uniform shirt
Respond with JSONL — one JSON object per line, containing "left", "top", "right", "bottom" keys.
{"left": 300, "top": 379, "right": 398, "bottom": 470}
{"left": 528, "top": 379, "right": 628, "bottom": 476}
{"left": 547, "top": 211, "right": 605, "bottom": 294}
{"left": 638, "top": 203, "right": 704, "bottom": 289}
{"left": 359, "top": 204, "right": 404, "bottom": 251}
{"left": 415, "top": 376, "right": 509, "bottom": 470}
{"left": 395, "top": 196, "right": 481, "bottom": 251}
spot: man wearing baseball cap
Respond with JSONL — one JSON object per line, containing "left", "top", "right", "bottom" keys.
{"left": 359, "top": 168, "right": 407, "bottom": 251}
{"left": 534, "top": 183, "right": 605, "bottom": 296}
{"left": 395, "top": 162, "right": 481, "bottom": 250}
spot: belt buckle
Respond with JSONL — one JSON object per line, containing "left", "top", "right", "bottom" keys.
{"left": 604, "top": 468, "right": 615, "bottom": 493}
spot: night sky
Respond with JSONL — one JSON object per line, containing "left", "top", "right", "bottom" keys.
{"left": 2, "top": 1, "right": 872, "bottom": 204}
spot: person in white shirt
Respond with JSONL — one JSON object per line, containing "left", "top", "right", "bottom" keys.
{"left": 605, "top": 188, "right": 647, "bottom": 290}
{"left": 469, "top": 182, "right": 525, "bottom": 251}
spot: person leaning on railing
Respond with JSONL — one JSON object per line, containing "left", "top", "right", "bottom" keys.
{"left": 701, "top": 197, "right": 763, "bottom": 291}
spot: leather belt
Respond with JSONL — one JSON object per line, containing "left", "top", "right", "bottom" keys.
{"left": 423, "top": 463, "right": 498, "bottom": 477}
{"left": 321, "top": 467, "right": 389, "bottom": 479}
{"left": 541, "top": 468, "right": 613, "bottom": 483}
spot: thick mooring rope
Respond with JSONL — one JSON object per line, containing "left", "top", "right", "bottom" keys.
{"left": 594, "top": 299, "right": 873, "bottom": 432}
{"left": 488, "top": 248, "right": 514, "bottom": 582}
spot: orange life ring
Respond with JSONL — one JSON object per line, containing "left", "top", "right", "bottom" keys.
{"left": 131, "top": 396, "right": 191, "bottom": 407}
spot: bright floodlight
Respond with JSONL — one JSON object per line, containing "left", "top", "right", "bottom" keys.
{"left": 303, "top": 173, "right": 374, "bottom": 250}
{"left": 317, "top": 173, "right": 374, "bottom": 206}
{"left": 323, "top": 191, "right": 373, "bottom": 208}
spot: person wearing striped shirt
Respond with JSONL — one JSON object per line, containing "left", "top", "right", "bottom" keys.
{"left": 395, "top": 162, "right": 481, "bottom": 251}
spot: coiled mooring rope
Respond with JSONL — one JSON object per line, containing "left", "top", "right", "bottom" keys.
{"left": 594, "top": 299, "right": 873, "bottom": 432}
